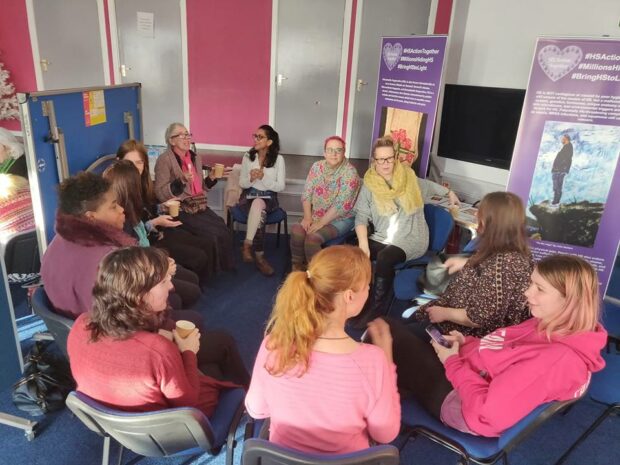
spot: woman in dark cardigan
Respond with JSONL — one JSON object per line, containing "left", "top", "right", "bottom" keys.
{"left": 154, "top": 123, "right": 234, "bottom": 272}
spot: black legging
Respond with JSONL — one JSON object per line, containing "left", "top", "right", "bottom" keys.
{"left": 368, "top": 240, "right": 406, "bottom": 280}
{"left": 164, "top": 311, "right": 250, "bottom": 389}
{"left": 386, "top": 317, "right": 453, "bottom": 418}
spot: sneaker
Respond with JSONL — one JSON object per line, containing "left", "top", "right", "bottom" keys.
{"left": 255, "top": 255, "right": 275, "bottom": 276}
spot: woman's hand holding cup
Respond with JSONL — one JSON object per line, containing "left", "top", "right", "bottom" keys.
{"left": 173, "top": 320, "right": 200, "bottom": 354}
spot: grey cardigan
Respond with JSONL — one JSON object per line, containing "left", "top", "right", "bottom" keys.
{"left": 354, "top": 178, "right": 449, "bottom": 260}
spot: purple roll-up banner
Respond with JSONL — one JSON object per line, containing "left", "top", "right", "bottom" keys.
{"left": 507, "top": 37, "right": 620, "bottom": 295}
{"left": 371, "top": 35, "right": 447, "bottom": 178}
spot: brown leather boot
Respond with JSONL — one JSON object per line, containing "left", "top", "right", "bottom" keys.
{"left": 255, "top": 253, "right": 275, "bottom": 276}
{"left": 242, "top": 241, "right": 254, "bottom": 263}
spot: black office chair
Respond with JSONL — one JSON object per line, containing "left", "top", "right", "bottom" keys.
{"left": 66, "top": 388, "right": 245, "bottom": 465}
{"left": 30, "top": 287, "right": 74, "bottom": 360}
{"left": 242, "top": 438, "right": 400, "bottom": 465}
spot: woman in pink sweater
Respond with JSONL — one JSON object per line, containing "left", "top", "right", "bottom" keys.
{"left": 245, "top": 245, "right": 400, "bottom": 454}
{"left": 390, "top": 254, "right": 607, "bottom": 437}
{"left": 68, "top": 247, "right": 238, "bottom": 416}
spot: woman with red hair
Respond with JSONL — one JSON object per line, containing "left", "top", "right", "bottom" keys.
{"left": 290, "top": 136, "right": 361, "bottom": 271}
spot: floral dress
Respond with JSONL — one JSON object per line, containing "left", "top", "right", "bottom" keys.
{"left": 301, "top": 160, "right": 360, "bottom": 223}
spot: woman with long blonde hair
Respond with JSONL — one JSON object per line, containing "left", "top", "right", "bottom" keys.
{"left": 391, "top": 254, "right": 607, "bottom": 437}
{"left": 245, "top": 245, "right": 400, "bottom": 454}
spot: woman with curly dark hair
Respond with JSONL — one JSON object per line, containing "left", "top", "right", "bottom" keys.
{"left": 236, "top": 125, "right": 286, "bottom": 276}
{"left": 67, "top": 247, "right": 245, "bottom": 416}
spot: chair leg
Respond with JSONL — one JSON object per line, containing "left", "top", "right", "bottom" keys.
{"left": 554, "top": 405, "right": 617, "bottom": 465}
{"left": 276, "top": 221, "right": 281, "bottom": 248}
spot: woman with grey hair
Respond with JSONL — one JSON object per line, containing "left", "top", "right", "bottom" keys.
{"left": 154, "top": 123, "right": 234, "bottom": 272}
{"left": 0, "top": 128, "right": 27, "bottom": 177}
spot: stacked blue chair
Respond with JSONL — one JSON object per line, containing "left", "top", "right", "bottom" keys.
{"left": 66, "top": 388, "right": 245, "bottom": 465}
{"left": 242, "top": 438, "right": 399, "bottom": 465}
{"left": 228, "top": 205, "right": 288, "bottom": 248}
{"left": 400, "top": 397, "right": 576, "bottom": 465}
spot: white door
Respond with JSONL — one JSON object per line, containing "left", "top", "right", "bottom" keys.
{"left": 347, "top": 0, "right": 432, "bottom": 159}
{"left": 30, "top": 0, "right": 107, "bottom": 90}
{"left": 274, "top": 0, "right": 348, "bottom": 156}
{"left": 113, "top": 0, "right": 185, "bottom": 145}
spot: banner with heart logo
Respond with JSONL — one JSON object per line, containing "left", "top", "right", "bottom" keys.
{"left": 371, "top": 35, "right": 447, "bottom": 180}
{"left": 382, "top": 42, "right": 403, "bottom": 71}
{"left": 507, "top": 37, "right": 620, "bottom": 295}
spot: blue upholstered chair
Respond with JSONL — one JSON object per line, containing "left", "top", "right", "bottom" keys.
{"left": 66, "top": 388, "right": 245, "bottom": 465}
{"left": 227, "top": 205, "right": 288, "bottom": 248}
{"left": 400, "top": 397, "right": 576, "bottom": 465}
{"left": 394, "top": 204, "right": 454, "bottom": 271}
{"left": 30, "top": 287, "right": 74, "bottom": 360}
{"left": 242, "top": 438, "right": 399, "bottom": 465}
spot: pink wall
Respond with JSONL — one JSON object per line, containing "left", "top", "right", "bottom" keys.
{"left": 187, "top": 0, "right": 272, "bottom": 147}
{"left": 0, "top": 0, "right": 37, "bottom": 131}
{"left": 434, "top": 0, "right": 453, "bottom": 34}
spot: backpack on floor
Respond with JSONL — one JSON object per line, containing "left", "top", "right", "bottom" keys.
{"left": 12, "top": 341, "right": 75, "bottom": 416}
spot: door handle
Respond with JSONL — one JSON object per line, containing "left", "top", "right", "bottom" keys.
{"left": 120, "top": 64, "right": 132, "bottom": 77}
{"left": 40, "top": 59, "right": 51, "bottom": 72}
{"left": 356, "top": 79, "right": 368, "bottom": 92}
{"left": 276, "top": 73, "right": 288, "bottom": 87}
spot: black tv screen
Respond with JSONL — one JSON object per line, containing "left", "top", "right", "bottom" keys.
{"left": 438, "top": 84, "right": 525, "bottom": 170}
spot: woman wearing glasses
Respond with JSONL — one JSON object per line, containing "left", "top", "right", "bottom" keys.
{"left": 154, "top": 123, "right": 234, "bottom": 272}
{"left": 352, "top": 136, "right": 459, "bottom": 328}
{"left": 236, "top": 125, "right": 285, "bottom": 276}
{"left": 290, "top": 136, "right": 361, "bottom": 271}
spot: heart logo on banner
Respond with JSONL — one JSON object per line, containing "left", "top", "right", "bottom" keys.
{"left": 537, "top": 45, "right": 583, "bottom": 82}
{"left": 383, "top": 42, "right": 403, "bottom": 71}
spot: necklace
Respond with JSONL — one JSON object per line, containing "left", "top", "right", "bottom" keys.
{"left": 317, "top": 335, "right": 350, "bottom": 340}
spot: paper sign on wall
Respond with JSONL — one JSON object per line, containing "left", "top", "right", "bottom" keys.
{"left": 137, "top": 11, "right": 154, "bottom": 38}
{"left": 83, "top": 90, "right": 107, "bottom": 127}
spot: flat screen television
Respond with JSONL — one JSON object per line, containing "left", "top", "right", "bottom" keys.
{"left": 438, "top": 84, "right": 526, "bottom": 170}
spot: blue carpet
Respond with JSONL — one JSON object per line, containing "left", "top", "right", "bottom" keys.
{"left": 0, "top": 238, "right": 618, "bottom": 465}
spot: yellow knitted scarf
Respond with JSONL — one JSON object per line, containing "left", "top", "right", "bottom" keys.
{"left": 363, "top": 161, "right": 423, "bottom": 216}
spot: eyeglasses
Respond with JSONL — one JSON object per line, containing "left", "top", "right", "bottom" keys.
{"left": 252, "top": 133, "right": 267, "bottom": 141}
{"left": 374, "top": 155, "right": 395, "bottom": 165}
{"left": 170, "top": 133, "right": 192, "bottom": 140}
{"left": 325, "top": 147, "right": 345, "bottom": 155}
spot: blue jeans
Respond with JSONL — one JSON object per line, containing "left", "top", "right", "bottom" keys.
{"left": 552, "top": 172, "right": 567, "bottom": 204}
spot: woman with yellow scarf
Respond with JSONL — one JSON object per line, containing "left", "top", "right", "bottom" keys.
{"left": 351, "top": 136, "right": 459, "bottom": 328}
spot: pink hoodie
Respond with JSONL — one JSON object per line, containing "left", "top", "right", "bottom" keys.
{"left": 444, "top": 318, "right": 607, "bottom": 437}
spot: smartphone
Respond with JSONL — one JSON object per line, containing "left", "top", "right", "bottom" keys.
{"left": 426, "top": 324, "right": 453, "bottom": 348}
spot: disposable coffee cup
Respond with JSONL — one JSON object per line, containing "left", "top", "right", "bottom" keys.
{"left": 175, "top": 320, "right": 196, "bottom": 339}
{"left": 165, "top": 200, "right": 180, "bottom": 218}
{"left": 214, "top": 163, "right": 225, "bottom": 178}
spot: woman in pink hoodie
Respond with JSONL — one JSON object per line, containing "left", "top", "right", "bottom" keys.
{"left": 389, "top": 254, "right": 607, "bottom": 437}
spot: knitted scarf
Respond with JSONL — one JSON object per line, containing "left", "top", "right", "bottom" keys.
{"left": 363, "top": 161, "right": 423, "bottom": 216}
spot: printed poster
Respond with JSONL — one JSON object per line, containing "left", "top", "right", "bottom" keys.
{"left": 371, "top": 35, "right": 447, "bottom": 177}
{"left": 507, "top": 38, "right": 620, "bottom": 294}
{"left": 83, "top": 90, "right": 107, "bottom": 127}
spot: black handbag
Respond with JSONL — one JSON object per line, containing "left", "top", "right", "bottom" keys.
{"left": 12, "top": 342, "right": 75, "bottom": 416}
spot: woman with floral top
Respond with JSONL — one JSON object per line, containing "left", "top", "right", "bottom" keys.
{"left": 290, "top": 136, "right": 361, "bottom": 271}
